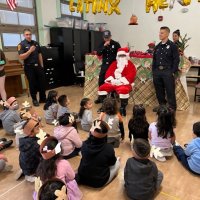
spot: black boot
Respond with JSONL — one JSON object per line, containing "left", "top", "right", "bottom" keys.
{"left": 120, "top": 99, "right": 128, "bottom": 116}
{"left": 94, "top": 95, "right": 106, "bottom": 104}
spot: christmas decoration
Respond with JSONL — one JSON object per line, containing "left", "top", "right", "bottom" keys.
{"left": 69, "top": 0, "right": 121, "bottom": 15}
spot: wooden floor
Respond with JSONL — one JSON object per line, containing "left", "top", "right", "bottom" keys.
{"left": 0, "top": 85, "right": 200, "bottom": 200}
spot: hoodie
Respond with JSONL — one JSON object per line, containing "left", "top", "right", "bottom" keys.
{"left": 19, "top": 136, "right": 41, "bottom": 175}
{"left": 54, "top": 126, "right": 82, "bottom": 156}
{"left": 77, "top": 135, "right": 117, "bottom": 188}
{"left": 124, "top": 158, "right": 158, "bottom": 200}
{"left": 0, "top": 109, "right": 21, "bottom": 135}
{"left": 185, "top": 137, "right": 200, "bottom": 174}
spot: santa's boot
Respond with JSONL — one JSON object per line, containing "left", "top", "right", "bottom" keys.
{"left": 94, "top": 95, "right": 106, "bottom": 104}
{"left": 120, "top": 99, "right": 128, "bottom": 117}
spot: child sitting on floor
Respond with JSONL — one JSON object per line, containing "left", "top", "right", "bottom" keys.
{"left": 78, "top": 98, "right": 93, "bottom": 132}
{"left": 0, "top": 152, "right": 13, "bottom": 172}
{"left": 19, "top": 117, "right": 41, "bottom": 182}
{"left": 57, "top": 95, "right": 70, "bottom": 119}
{"left": 128, "top": 104, "right": 149, "bottom": 143}
{"left": 37, "top": 179, "right": 67, "bottom": 200}
{"left": 37, "top": 136, "right": 82, "bottom": 200}
{"left": 149, "top": 105, "right": 176, "bottom": 162}
{"left": 44, "top": 90, "right": 58, "bottom": 125}
{"left": 54, "top": 113, "right": 82, "bottom": 159}
{"left": 99, "top": 98, "right": 124, "bottom": 148}
{"left": 173, "top": 121, "right": 200, "bottom": 175}
{"left": 76, "top": 119, "right": 120, "bottom": 188}
{"left": 0, "top": 97, "right": 21, "bottom": 135}
{"left": 124, "top": 139, "right": 163, "bottom": 200}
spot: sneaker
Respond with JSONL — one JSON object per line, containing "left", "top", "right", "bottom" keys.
{"left": 2, "top": 164, "right": 13, "bottom": 172}
{"left": 25, "top": 175, "right": 36, "bottom": 183}
{"left": 15, "top": 169, "right": 24, "bottom": 180}
{"left": 155, "top": 156, "right": 166, "bottom": 162}
{"left": 0, "top": 140, "right": 13, "bottom": 150}
{"left": 32, "top": 100, "right": 39, "bottom": 107}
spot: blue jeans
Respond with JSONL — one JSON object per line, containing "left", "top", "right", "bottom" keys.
{"left": 173, "top": 145, "right": 199, "bottom": 175}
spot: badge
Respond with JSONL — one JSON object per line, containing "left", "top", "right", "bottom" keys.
{"left": 17, "top": 44, "right": 21, "bottom": 51}
{"left": 166, "top": 45, "right": 170, "bottom": 49}
{"left": 112, "top": 45, "right": 115, "bottom": 48}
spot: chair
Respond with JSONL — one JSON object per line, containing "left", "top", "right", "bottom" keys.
{"left": 73, "top": 61, "right": 85, "bottom": 87}
{"left": 194, "top": 82, "right": 200, "bottom": 102}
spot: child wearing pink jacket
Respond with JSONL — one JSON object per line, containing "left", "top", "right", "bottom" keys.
{"left": 36, "top": 136, "right": 82, "bottom": 200}
{"left": 54, "top": 113, "right": 82, "bottom": 159}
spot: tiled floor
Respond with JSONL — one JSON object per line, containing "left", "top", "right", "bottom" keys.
{"left": 0, "top": 85, "right": 200, "bottom": 200}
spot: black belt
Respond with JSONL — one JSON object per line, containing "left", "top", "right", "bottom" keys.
{"left": 157, "top": 65, "right": 170, "bottom": 70}
{"left": 25, "top": 63, "right": 39, "bottom": 66}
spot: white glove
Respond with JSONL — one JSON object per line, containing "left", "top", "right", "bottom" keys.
{"left": 111, "top": 79, "right": 121, "bottom": 86}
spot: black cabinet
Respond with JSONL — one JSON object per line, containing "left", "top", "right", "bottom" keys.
{"left": 49, "top": 28, "right": 104, "bottom": 86}
{"left": 90, "top": 31, "right": 104, "bottom": 52}
{"left": 41, "top": 46, "right": 61, "bottom": 90}
{"left": 50, "top": 27, "right": 75, "bottom": 86}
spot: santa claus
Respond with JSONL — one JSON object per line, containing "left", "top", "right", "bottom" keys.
{"left": 96, "top": 47, "right": 137, "bottom": 116}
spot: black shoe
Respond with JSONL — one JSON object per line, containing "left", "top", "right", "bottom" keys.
{"left": 0, "top": 138, "right": 7, "bottom": 142}
{"left": 0, "top": 140, "right": 13, "bottom": 151}
{"left": 32, "top": 100, "right": 39, "bottom": 107}
{"left": 94, "top": 99, "right": 102, "bottom": 104}
{"left": 120, "top": 107, "right": 126, "bottom": 117}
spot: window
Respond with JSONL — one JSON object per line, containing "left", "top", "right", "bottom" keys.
{"left": 60, "top": 0, "right": 83, "bottom": 19}
{"left": 0, "top": 0, "right": 38, "bottom": 51}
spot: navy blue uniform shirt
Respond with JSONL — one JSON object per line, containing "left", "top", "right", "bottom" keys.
{"left": 97, "top": 39, "right": 121, "bottom": 66}
{"left": 18, "top": 39, "right": 41, "bottom": 65}
{"left": 152, "top": 40, "right": 180, "bottom": 73}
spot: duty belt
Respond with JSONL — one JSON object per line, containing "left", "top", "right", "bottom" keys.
{"left": 26, "top": 63, "right": 39, "bottom": 66}
{"left": 157, "top": 66, "right": 170, "bottom": 70}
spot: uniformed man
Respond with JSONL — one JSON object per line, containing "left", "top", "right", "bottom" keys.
{"left": 152, "top": 26, "right": 180, "bottom": 111}
{"left": 18, "top": 29, "right": 46, "bottom": 107}
{"left": 95, "top": 30, "right": 121, "bottom": 104}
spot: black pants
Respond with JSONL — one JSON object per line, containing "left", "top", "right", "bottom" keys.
{"left": 24, "top": 65, "right": 46, "bottom": 101}
{"left": 153, "top": 69, "right": 176, "bottom": 110}
{"left": 98, "top": 64, "right": 109, "bottom": 86}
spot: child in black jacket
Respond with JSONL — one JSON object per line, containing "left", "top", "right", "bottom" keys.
{"left": 19, "top": 117, "right": 41, "bottom": 182}
{"left": 76, "top": 119, "right": 120, "bottom": 188}
{"left": 124, "top": 139, "right": 163, "bottom": 200}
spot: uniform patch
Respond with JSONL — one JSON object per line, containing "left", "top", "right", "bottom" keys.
{"left": 17, "top": 44, "right": 21, "bottom": 51}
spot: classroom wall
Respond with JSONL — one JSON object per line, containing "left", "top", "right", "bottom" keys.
{"left": 86, "top": 0, "right": 200, "bottom": 57}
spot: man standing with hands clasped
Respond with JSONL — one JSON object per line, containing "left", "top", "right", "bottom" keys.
{"left": 18, "top": 29, "right": 46, "bottom": 107}
{"left": 152, "top": 26, "right": 180, "bottom": 112}
{"left": 95, "top": 30, "right": 121, "bottom": 104}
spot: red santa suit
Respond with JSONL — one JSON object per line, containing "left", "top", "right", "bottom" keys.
{"left": 98, "top": 49, "right": 136, "bottom": 99}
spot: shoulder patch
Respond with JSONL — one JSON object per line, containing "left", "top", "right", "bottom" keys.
{"left": 17, "top": 44, "right": 21, "bottom": 51}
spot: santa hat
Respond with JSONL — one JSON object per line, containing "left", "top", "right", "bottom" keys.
{"left": 117, "top": 47, "right": 129, "bottom": 56}
{"left": 7, "top": 97, "right": 16, "bottom": 106}
{"left": 23, "top": 117, "right": 39, "bottom": 136}
{"left": 148, "top": 43, "right": 155, "bottom": 48}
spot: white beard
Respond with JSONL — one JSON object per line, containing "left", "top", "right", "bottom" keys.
{"left": 115, "top": 57, "right": 128, "bottom": 79}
